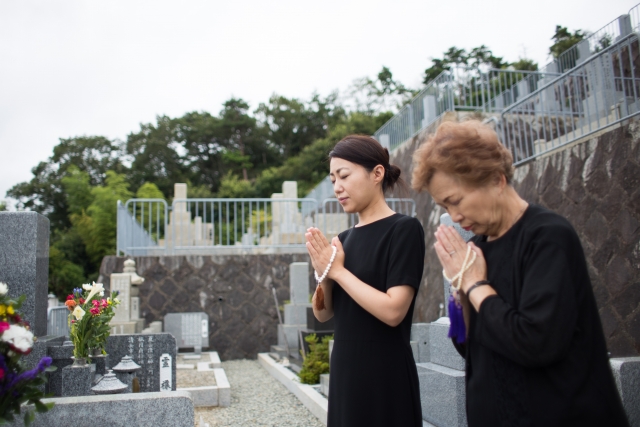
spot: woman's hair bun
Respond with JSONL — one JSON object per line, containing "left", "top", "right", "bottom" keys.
{"left": 385, "top": 164, "right": 402, "bottom": 191}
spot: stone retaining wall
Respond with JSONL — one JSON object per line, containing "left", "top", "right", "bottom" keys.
{"left": 99, "top": 254, "right": 311, "bottom": 360}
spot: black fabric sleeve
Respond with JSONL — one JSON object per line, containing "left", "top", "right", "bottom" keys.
{"left": 385, "top": 217, "right": 425, "bottom": 291}
{"left": 474, "top": 223, "right": 579, "bottom": 368}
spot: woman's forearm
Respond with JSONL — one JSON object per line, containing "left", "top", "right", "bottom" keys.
{"left": 312, "top": 278, "right": 334, "bottom": 322}
{"left": 332, "top": 267, "right": 414, "bottom": 327}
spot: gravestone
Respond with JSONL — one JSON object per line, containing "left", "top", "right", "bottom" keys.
{"left": 164, "top": 312, "right": 209, "bottom": 353}
{"left": 109, "top": 259, "right": 145, "bottom": 333}
{"left": 111, "top": 273, "right": 131, "bottom": 322}
{"left": 106, "top": 333, "right": 177, "bottom": 393}
{"left": 0, "top": 212, "right": 49, "bottom": 337}
{"left": 277, "top": 262, "right": 311, "bottom": 354}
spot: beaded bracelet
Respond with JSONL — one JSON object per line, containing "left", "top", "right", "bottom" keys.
{"left": 443, "top": 245, "right": 477, "bottom": 291}
{"left": 466, "top": 280, "right": 491, "bottom": 298}
{"left": 314, "top": 246, "right": 337, "bottom": 284}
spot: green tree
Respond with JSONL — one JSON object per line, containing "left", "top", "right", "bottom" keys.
{"left": 255, "top": 92, "right": 345, "bottom": 159}
{"left": 550, "top": 25, "right": 586, "bottom": 71}
{"left": 0, "top": 201, "right": 6, "bottom": 211}
{"left": 71, "top": 171, "right": 133, "bottom": 265}
{"left": 216, "top": 172, "right": 256, "bottom": 198}
{"left": 173, "top": 111, "right": 226, "bottom": 192}
{"left": 255, "top": 111, "right": 392, "bottom": 197}
{"left": 349, "top": 67, "right": 416, "bottom": 113}
{"left": 511, "top": 58, "right": 539, "bottom": 71}
{"left": 7, "top": 136, "right": 123, "bottom": 230}
{"left": 126, "top": 115, "right": 188, "bottom": 198}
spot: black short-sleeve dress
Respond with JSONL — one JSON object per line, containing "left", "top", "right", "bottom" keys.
{"left": 327, "top": 213, "right": 425, "bottom": 427}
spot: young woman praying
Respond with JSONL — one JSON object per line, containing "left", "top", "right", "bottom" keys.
{"left": 306, "top": 135, "right": 425, "bottom": 427}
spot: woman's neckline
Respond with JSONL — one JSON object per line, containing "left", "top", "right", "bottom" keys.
{"left": 482, "top": 204, "right": 532, "bottom": 243}
{"left": 354, "top": 212, "right": 399, "bottom": 229}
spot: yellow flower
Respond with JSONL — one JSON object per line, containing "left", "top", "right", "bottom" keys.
{"left": 6, "top": 306, "right": 14, "bottom": 315}
{"left": 0, "top": 305, "right": 6, "bottom": 315}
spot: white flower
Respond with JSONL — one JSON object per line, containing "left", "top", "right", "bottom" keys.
{"left": 85, "top": 282, "right": 104, "bottom": 302}
{"left": 113, "top": 298, "right": 120, "bottom": 304}
{"left": 82, "top": 283, "right": 92, "bottom": 291}
{"left": 1, "top": 324, "right": 34, "bottom": 352}
{"left": 72, "top": 306, "right": 85, "bottom": 321}
{"left": 0, "top": 282, "right": 7, "bottom": 296}
{"left": 99, "top": 291, "right": 104, "bottom": 297}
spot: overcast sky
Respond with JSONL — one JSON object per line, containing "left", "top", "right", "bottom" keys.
{"left": 1, "top": 0, "right": 636, "bottom": 207}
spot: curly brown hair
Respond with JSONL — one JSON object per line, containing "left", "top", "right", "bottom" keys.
{"left": 411, "top": 120, "right": 514, "bottom": 191}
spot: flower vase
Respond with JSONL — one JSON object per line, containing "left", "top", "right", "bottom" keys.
{"left": 71, "top": 357, "right": 87, "bottom": 367}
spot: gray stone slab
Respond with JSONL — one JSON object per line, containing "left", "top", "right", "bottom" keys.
{"left": 62, "top": 364, "right": 92, "bottom": 397}
{"left": 411, "top": 323, "right": 430, "bottom": 363}
{"left": 0, "top": 212, "right": 49, "bottom": 336}
{"left": 8, "top": 391, "right": 194, "bottom": 427}
{"left": 610, "top": 357, "right": 640, "bottom": 427}
{"left": 416, "top": 362, "right": 467, "bottom": 427}
{"left": 110, "top": 273, "right": 132, "bottom": 322}
{"left": 284, "top": 303, "right": 310, "bottom": 325}
{"left": 290, "top": 262, "right": 310, "bottom": 304}
{"left": 106, "top": 333, "right": 177, "bottom": 392}
{"left": 164, "top": 312, "right": 209, "bottom": 349}
{"left": 277, "top": 324, "right": 300, "bottom": 352}
{"left": 21, "top": 335, "right": 65, "bottom": 393}
{"left": 430, "top": 318, "right": 465, "bottom": 371}
{"left": 320, "top": 373, "right": 330, "bottom": 397}
{"left": 410, "top": 341, "right": 419, "bottom": 362}
{"left": 47, "top": 340, "right": 75, "bottom": 396}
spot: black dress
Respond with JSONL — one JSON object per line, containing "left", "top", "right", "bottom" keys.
{"left": 327, "top": 213, "right": 425, "bottom": 427}
{"left": 457, "top": 204, "right": 629, "bottom": 427}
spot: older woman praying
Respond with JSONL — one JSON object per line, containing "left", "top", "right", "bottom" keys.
{"left": 411, "top": 120, "right": 629, "bottom": 427}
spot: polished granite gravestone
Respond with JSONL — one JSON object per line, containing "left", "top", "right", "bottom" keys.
{"left": 106, "top": 333, "right": 177, "bottom": 392}
{"left": 7, "top": 391, "right": 194, "bottom": 427}
{"left": 0, "top": 212, "right": 49, "bottom": 337}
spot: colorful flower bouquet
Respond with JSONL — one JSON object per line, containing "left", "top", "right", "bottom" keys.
{"left": 65, "top": 282, "right": 120, "bottom": 361}
{"left": 0, "top": 282, "right": 56, "bottom": 426}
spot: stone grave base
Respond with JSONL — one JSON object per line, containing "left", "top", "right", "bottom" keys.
{"left": 7, "top": 391, "right": 193, "bottom": 427}
{"left": 176, "top": 351, "right": 229, "bottom": 407}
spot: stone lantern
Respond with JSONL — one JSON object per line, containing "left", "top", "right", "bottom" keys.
{"left": 91, "top": 370, "right": 128, "bottom": 395}
{"left": 112, "top": 355, "right": 142, "bottom": 393}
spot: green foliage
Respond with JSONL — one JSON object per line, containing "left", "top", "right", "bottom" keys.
{"left": 549, "top": 25, "right": 586, "bottom": 59}
{"left": 348, "top": 67, "right": 417, "bottom": 113}
{"left": 0, "top": 201, "right": 6, "bottom": 212}
{"left": 216, "top": 173, "right": 256, "bottom": 198}
{"left": 298, "top": 334, "right": 333, "bottom": 385}
{"left": 423, "top": 45, "right": 536, "bottom": 85}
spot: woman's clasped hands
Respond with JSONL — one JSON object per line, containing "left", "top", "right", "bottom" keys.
{"left": 305, "top": 227, "right": 345, "bottom": 282}
{"left": 433, "top": 225, "right": 486, "bottom": 294}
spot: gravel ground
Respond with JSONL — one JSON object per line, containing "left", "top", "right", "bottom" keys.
{"left": 194, "top": 359, "right": 324, "bottom": 427}
{"left": 178, "top": 369, "right": 217, "bottom": 387}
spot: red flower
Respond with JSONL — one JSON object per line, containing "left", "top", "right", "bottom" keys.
{"left": 66, "top": 295, "right": 74, "bottom": 301}
{"left": 92, "top": 300, "right": 100, "bottom": 307}
{"left": 101, "top": 299, "right": 108, "bottom": 308}
{"left": 0, "top": 368, "right": 4, "bottom": 380}
{"left": 90, "top": 307, "right": 100, "bottom": 315}
{"left": 79, "top": 298, "right": 85, "bottom": 304}
{"left": 0, "top": 321, "right": 8, "bottom": 332}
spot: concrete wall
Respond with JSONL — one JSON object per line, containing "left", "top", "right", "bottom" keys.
{"left": 390, "top": 113, "right": 640, "bottom": 357}
{"left": 99, "top": 254, "right": 312, "bottom": 360}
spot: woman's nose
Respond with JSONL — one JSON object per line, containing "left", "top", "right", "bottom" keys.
{"left": 450, "top": 210, "right": 464, "bottom": 224}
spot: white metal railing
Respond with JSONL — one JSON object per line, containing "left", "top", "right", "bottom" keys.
{"left": 47, "top": 306, "right": 70, "bottom": 338}
{"left": 373, "top": 66, "right": 561, "bottom": 152}
{"left": 372, "top": 3, "right": 640, "bottom": 155}
{"left": 500, "top": 32, "right": 640, "bottom": 165}
{"left": 117, "top": 196, "right": 418, "bottom": 256}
